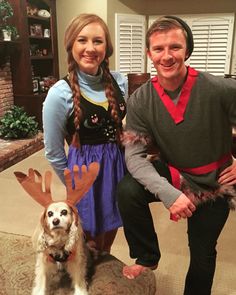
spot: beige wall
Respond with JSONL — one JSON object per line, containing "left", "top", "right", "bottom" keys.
{"left": 119, "top": 0, "right": 236, "bottom": 15}
{"left": 56, "top": 0, "right": 236, "bottom": 75}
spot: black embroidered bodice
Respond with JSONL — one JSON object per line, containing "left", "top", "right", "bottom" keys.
{"left": 65, "top": 76, "right": 126, "bottom": 145}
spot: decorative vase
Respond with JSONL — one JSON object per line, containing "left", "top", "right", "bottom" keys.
{"left": 2, "top": 29, "right": 11, "bottom": 41}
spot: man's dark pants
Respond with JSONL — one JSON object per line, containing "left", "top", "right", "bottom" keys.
{"left": 117, "top": 161, "right": 229, "bottom": 295}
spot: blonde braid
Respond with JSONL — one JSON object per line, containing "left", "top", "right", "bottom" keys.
{"left": 68, "top": 58, "right": 82, "bottom": 148}
{"left": 102, "top": 59, "right": 122, "bottom": 144}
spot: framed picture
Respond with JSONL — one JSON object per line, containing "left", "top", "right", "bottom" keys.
{"left": 43, "top": 28, "right": 50, "bottom": 38}
{"left": 32, "top": 78, "right": 39, "bottom": 93}
{"left": 34, "top": 24, "right": 43, "bottom": 37}
{"left": 30, "top": 25, "right": 36, "bottom": 36}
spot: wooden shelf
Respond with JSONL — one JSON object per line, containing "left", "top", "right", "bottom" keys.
{"left": 8, "top": 0, "right": 59, "bottom": 129}
{"left": 27, "top": 15, "right": 50, "bottom": 21}
{"left": 0, "top": 40, "right": 20, "bottom": 45}
{"left": 30, "top": 54, "right": 53, "bottom": 60}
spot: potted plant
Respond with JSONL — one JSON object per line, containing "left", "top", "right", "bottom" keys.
{"left": 0, "top": 106, "right": 39, "bottom": 139}
{"left": 0, "top": 0, "right": 19, "bottom": 40}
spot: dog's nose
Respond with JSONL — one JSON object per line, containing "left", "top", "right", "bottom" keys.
{"left": 52, "top": 218, "right": 60, "bottom": 226}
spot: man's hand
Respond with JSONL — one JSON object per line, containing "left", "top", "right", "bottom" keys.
{"left": 218, "top": 159, "right": 236, "bottom": 185}
{"left": 169, "top": 193, "right": 196, "bottom": 221}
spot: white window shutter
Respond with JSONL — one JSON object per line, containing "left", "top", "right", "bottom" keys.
{"left": 115, "top": 14, "right": 146, "bottom": 75}
{"left": 188, "top": 14, "right": 234, "bottom": 76}
{"left": 147, "top": 14, "right": 234, "bottom": 77}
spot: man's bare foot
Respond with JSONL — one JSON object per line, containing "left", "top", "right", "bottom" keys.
{"left": 123, "top": 264, "right": 158, "bottom": 279}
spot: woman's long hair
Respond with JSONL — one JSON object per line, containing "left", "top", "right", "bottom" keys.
{"left": 64, "top": 14, "right": 121, "bottom": 147}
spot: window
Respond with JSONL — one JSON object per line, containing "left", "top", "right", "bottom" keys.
{"left": 147, "top": 14, "right": 235, "bottom": 77}
{"left": 187, "top": 14, "right": 234, "bottom": 76}
{"left": 115, "top": 14, "right": 146, "bottom": 75}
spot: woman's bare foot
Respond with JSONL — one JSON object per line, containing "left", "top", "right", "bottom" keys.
{"left": 123, "top": 264, "right": 158, "bottom": 279}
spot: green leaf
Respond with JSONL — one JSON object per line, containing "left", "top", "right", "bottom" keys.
{"left": 0, "top": 106, "right": 38, "bottom": 139}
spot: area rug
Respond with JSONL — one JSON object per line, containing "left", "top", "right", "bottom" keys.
{"left": 0, "top": 231, "right": 156, "bottom": 295}
{"left": 0, "top": 231, "right": 34, "bottom": 295}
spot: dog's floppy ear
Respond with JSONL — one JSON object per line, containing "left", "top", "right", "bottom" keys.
{"left": 40, "top": 208, "right": 51, "bottom": 235}
{"left": 64, "top": 162, "right": 99, "bottom": 205}
{"left": 14, "top": 168, "right": 52, "bottom": 207}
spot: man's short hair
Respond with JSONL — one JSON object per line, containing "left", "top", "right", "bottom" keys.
{"left": 146, "top": 15, "right": 194, "bottom": 60}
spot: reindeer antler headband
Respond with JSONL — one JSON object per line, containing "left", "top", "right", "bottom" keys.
{"left": 14, "top": 163, "right": 100, "bottom": 207}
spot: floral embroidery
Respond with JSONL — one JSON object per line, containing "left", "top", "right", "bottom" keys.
{"left": 119, "top": 102, "right": 126, "bottom": 112}
{"left": 103, "top": 119, "right": 116, "bottom": 142}
{"left": 91, "top": 114, "right": 99, "bottom": 124}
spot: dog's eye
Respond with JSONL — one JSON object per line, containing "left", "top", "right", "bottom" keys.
{"left": 61, "top": 209, "right": 68, "bottom": 216}
{"left": 48, "top": 211, "right": 53, "bottom": 217}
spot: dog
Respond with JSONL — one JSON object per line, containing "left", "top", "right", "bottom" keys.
{"left": 14, "top": 163, "right": 99, "bottom": 295}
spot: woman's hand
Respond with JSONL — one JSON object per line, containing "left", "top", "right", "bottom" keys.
{"left": 218, "top": 159, "right": 236, "bottom": 185}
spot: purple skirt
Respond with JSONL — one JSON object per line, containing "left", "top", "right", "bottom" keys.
{"left": 67, "top": 142, "right": 126, "bottom": 237}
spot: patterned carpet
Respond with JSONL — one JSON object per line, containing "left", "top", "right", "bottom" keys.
{"left": 0, "top": 231, "right": 156, "bottom": 295}
{"left": 0, "top": 231, "right": 34, "bottom": 295}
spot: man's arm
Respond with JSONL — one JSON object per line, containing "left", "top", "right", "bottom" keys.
{"left": 125, "top": 142, "right": 196, "bottom": 219}
{"left": 125, "top": 142, "right": 181, "bottom": 208}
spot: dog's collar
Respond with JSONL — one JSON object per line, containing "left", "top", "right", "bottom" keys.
{"left": 47, "top": 249, "right": 76, "bottom": 263}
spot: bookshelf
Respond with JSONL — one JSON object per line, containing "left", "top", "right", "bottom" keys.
{"left": 9, "top": 0, "right": 59, "bottom": 129}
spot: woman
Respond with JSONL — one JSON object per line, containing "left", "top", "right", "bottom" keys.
{"left": 43, "top": 14, "right": 127, "bottom": 252}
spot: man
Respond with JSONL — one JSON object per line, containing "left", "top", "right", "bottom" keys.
{"left": 117, "top": 15, "right": 236, "bottom": 295}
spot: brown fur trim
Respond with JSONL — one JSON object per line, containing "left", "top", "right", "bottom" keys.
{"left": 180, "top": 177, "right": 236, "bottom": 210}
{"left": 120, "top": 130, "right": 153, "bottom": 146}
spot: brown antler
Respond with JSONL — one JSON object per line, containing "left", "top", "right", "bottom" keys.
{"left": 14, "top": 168, "right": 53, "bottom": 207}
{"left": 64, "top": 162, "right": 100, "bottom": 205}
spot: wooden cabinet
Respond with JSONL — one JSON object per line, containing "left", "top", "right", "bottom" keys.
{"left": 9, "top": 0, "right": 59, "bottom": 129}
{"left": 0, "top": 41, "right": 20, "bottom": 66}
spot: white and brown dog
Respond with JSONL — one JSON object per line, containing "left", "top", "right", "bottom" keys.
{"left": 14, "top": 163, "right": 99, "bottom": 295}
